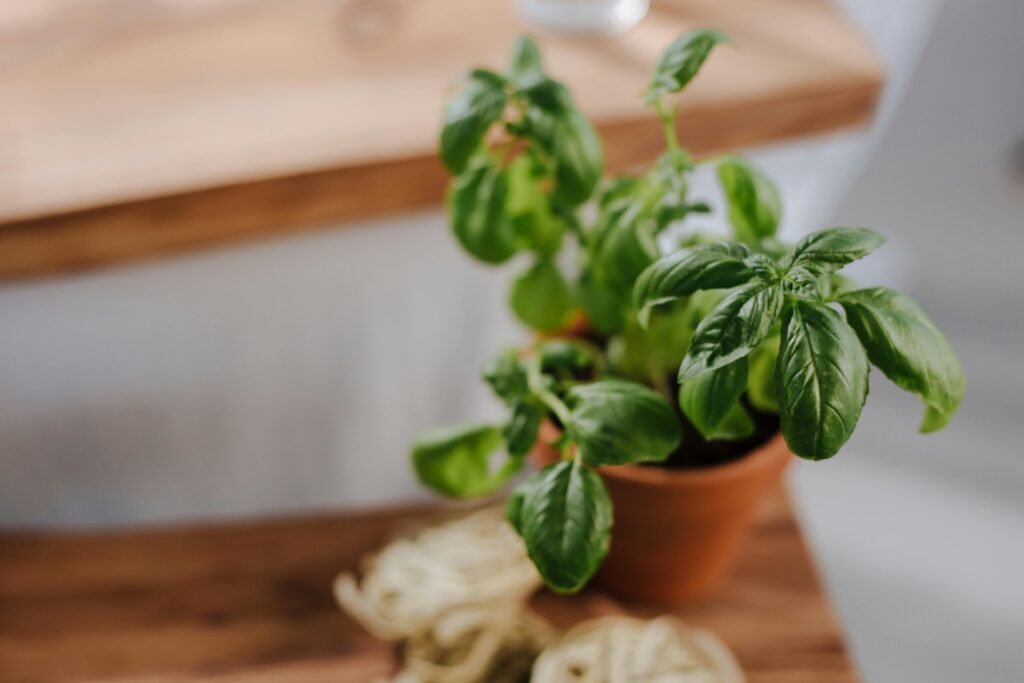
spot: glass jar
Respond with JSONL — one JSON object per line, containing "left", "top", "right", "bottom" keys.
{"left": 518, "top": 0, "right": 649, "bottom": 35}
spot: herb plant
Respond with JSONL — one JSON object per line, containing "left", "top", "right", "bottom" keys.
{"left": 413, "top": 32, "right": 965, "bottom": 592}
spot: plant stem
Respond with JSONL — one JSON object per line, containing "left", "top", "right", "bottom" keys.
{"left": 527, "top": 355, "right": 573, "bottom": 426}
{"left": 653, "top": 97, "right": 681, "bottom": 156}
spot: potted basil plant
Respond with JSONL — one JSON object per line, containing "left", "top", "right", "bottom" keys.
{"left": 412, "top": 32, "right": 965, "bottom": 602}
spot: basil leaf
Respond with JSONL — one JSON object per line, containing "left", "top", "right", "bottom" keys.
{"left": 577, "top": 269, "right": 626, "bottom": 334}
{"left": 449, "top": 156, "right": 518, "bottom": 263}
{"left": 717, "top": 156, "right": 781, "bottom": 243}
{"left": 550, "top": 109, "right": 604, "bottom": 206}
{"left": 510, "top": 259, "right": 574, "bottom": 331}
{"left": 589, "top": 203, "right": 659, "bottom": 295}
{"left": 789, "top": 227, "right": 886, "bottom": 274}
{"left": 598, "top": 176, "right": 643, "bottom": 209}
{"left": 565, "top": 379, "right": 681, "bottom": 466}
{"left": 525, "top": 105, "right": 603, "bottom": 206}
{"left": 483, "top": 349, "right": 530, "bottom": 403}
{"left": 514, "top": 459, "right": 612, "bottom": 593}
{"left": 678, "top": 357, "right": 752, "bottom": 440}
{"left": 825, "top": 273, "right": 859, "bottom": 298}
{"left": 412, "top": 424, "right": 518, "bottom": 498}
{"left": 777, "top": 300, "right": 869, "bottom": 460}
{"left": 507, "top": 156, "right": 563, "bottom": 255}
{"left": 678, "top": 281, "right": 784, "bottom": 381}
{"left": 509, "top": 35, "right": 543, "bottom": 81}
{"left": 606, "top": 302, "right": 694, "bottom": 384}
{"left": 782, "top": 265, "right": 823, "bottom": 298}
{"left": 538, "top": 339, "right": 598, "bottom": 376}
{"left": 633, "top": 244, "right": 754, "bottom": 326}
{"left": 505, "top": 401, "right": 544, "bottom": 457}
{"left": 440, "top": 70, "right": 508, "bottom": 173}
{"left": 505, "top": 468, "right": 540, "bottom": 535}
{"left": 715, "top": 402, "right": 756, "bottom": 440}
{"left": 519, "top": 76, "right": 572, "bottom": 112}
{"left": 747, "top": 334, "right": 781, "bottom": 412}
{"left": 646, "top": 29, "right": 728, "bottom": 101}
{"left": 838, "top": 287, "right": 965, "bottom": 432}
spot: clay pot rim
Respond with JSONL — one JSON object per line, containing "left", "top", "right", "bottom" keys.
{"left": 539, "top": 421, "right": 790, "bottom": 489}
{"left": 599, "top": 432, "right": 790, "bottom": 488}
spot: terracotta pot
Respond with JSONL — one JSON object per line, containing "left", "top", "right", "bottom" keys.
{"left": 530, "top": 421, "right": 791, "bottom": 604}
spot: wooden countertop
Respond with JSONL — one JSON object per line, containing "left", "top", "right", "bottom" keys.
{"left": 0, "top": 490, "right": 860, "bottom": 682}
{"left": 0, "top": 0, "right": 881, "bottom": 280}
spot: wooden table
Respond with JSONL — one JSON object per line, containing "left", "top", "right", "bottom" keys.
{"left": 0, "top": 491, "right": 859, "bottom": 682}
{"left": 0, "top": 0, "right": 882, "bottom": 279}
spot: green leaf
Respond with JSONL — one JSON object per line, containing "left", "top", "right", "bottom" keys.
{"left": 589, "top": 203, "right": 659, "bottom": 294}
{"left": 505, "top": 401, "right": 544, "bottom": 457}
{"left": 509, "top": 36, "right": 543, "bottom": 81}
{"left": 782, "top": 265, "right": 823, "bottom": 298}
{"left": 483, "top": 350, "right": 545, "bottom": 458}
{"left": 678, "top": 281, "right": 784, "bottom": 380}
{"left": 598, "top": 176, "right": 644, "bottom": 209}
{"left": 506, "top": 155, "right": 563, "bottom": 255}
{"left": 633, "top": 244, "right": 754, "bottom": 326}
{"left": 565, "top": 379, "right": 682, "bottom": 466}
{"left": 777, "top": 300, "right": 869, "bottom": 460}
{"left": 550, "top": 109, "right": 604, "bottom": 206}
{"left": 524, "top": 105, "right": 604, "bottom": 206}
{"left": 538, "top": 340, "right": 598, "bottom": 376}
{"left": 717, "top": 156, "right": 781, "bottom": 243}
{"left": 647, "top": 29, "right": 728, "bottom": 101}
{"left": 449, "top": 156, "right": 518, "bottom": 264}
{"left": 505, "top": 468, "right": 539, "bottom": 534}
{"left": 789, "top": 227, "right": 886, "bottom": 274}
{"left": 510, "top": 259, "right": 574, "bottom": 331}
{"left": 513, "top": 459, "right": 612, "bottom": 593}
{"left": 519, "top": 76, "right": 572, "bottom": 111}
{"left": 483, "top": 349, "right": 530, "bottom": 403}
{"left": 440, "top": 70, "right": 508, "bottom": 173}
{"left": 412, "top": 424, "right": 519, "bottom": 497}
{"left": 678, "top": 357, "right": 753, "bottom": 440}
{"left": 824, "top": 273, "right": 859, "bottom": 298}
{"left": 606, "top": 301, "right": 694, "bottom": 384}
{"left": 747, "top": 334, "right": 781, "bottom": 412}
{"left": 716, "top": 402, "right": 756, "bottom": 439}
{"left": 577, "top": 270, "right": 626, "bottom": 334}
{"left": 838, "top": 288, "right": 964, "bottom": 432}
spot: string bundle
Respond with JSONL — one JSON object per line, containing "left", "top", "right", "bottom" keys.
{"left": 334, "top": 506, "right": 550, "bottom": 682}
{"left": 334, "top": 506, "right": 745, "bottom": 683}
{"left": 532, "top": 615, "right": 745, "bottom": 683}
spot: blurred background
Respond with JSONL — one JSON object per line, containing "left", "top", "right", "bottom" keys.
{"left": 1, "top": 0, "right": 1022, "bottom": 681}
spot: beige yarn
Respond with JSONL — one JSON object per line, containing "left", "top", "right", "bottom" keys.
{"left": 333, "top": 506, "right": 550, "bottom": 682}
{"left": 334, "top": 506, "right": 745, "bottom": 683}
{"left": 532, "top": 616, "right": 745, "bottom": 683}
{"left": 392, "top": 608, "right": 554, "bottom": 683}
{"left": 333, "top": 506, "right": 542, "bottom": 641}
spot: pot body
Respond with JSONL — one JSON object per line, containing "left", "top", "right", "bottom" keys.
{"left": 530, "top": 422, "right": 791, "bottom": 603}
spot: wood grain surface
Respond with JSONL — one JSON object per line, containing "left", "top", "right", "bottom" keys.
{"left": 0, "top": 0, "right": 882, "bottom": 279}
{"left": 0, "top": 490, "right": 859, "bottom": 682}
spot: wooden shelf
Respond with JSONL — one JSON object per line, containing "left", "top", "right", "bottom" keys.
{"left": 0, "top": 0, "right": 882, "bottom": 279}
{"left": 0, "top": 490, "right": 859, "bottom": 682}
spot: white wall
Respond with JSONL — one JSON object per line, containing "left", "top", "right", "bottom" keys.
{"left": 0, "top": 212, "right": 520, "bottom": 525}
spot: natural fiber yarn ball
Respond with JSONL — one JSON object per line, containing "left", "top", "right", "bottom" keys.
{"left": 531, "top": 615, "right": 745, "bottom": 683}
{"left": 334, "top": 506, "right": 541, "bottom": 641}
{"left": 395, "top": 608, "right": 554, "bottom": 683}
